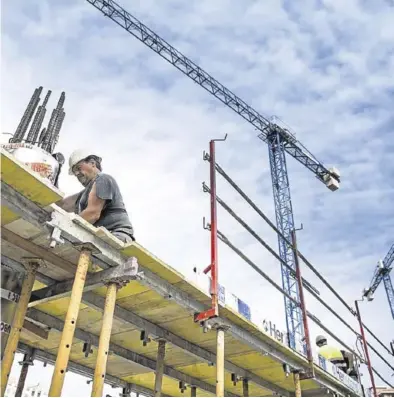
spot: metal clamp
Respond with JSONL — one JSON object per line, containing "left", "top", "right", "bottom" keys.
{"left": 140, "top": 330, "right": 151, "bottom": 346}
{"left": 83, "top": 341, "right": 93, "bottom": 358}
{"left": 49, "top": 226, "right": 64, "bottom": 248}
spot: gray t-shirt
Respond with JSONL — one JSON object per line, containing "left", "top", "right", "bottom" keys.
{"left": 75, "top": 173, "right": 134, "bottom": 238}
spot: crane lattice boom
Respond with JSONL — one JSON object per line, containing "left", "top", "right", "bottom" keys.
{"left": 364, "top": 244, "right": 394, "bottom": 319}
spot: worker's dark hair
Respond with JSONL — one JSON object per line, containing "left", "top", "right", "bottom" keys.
{"left": 85, "top": 155, "right": 102, "bottom": 171}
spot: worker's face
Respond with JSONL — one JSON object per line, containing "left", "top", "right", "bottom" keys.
{"left": 72, "top": 160, "right": 98, "bottom": 186}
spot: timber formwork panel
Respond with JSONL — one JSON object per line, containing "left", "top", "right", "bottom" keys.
{"left": 1, "top": 148, "right": 363, "bottom": 397}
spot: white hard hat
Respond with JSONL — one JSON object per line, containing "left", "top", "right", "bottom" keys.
{"left": 68, "top": 149, "right": 102, "bottom": 175}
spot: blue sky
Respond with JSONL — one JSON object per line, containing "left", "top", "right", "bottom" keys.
{"left": 2, "top": 0, "right": 394, "bottom": 395}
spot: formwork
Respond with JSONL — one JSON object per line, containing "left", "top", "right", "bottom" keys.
{"left": 1, "top": 148, "right": 363, "bottom": 397}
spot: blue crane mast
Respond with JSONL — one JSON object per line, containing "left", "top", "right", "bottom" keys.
{"left": 86, "top": 0, "right": 341, "bottom": 350}
{"left": 363, "top": 244, "right": 394, "bottom": 319}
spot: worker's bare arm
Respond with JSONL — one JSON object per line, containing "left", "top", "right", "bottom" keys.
{"left": 56, "top": 192, "right": 81, "bottom": 212}
{"left": 79, "top": 182, "right": 105, "bottom": 224}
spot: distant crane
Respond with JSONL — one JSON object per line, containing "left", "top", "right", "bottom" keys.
{"left": 86, "top": 0, "right": 341, "bottom": 350}
{"left": 363, "top": 244, "right": 394, "bottom": 319}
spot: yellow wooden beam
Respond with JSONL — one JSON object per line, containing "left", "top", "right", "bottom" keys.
{"left": 48, "top": 247, "right": 92, "bottom": 397}
{"left": 1, "top": 260, "right": 40, "bottom": 396}
{"left": 91, "top": 282, "right": 118, "bottom": 397}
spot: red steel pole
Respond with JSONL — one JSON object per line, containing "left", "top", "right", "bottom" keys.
{"left": 291, "top": 230, "right": 314, "bottom": 375}
{"left": 195, "top": 137, "right": 226, "bottom": 323}
{"left": 355, "top": 300, "right": 377, "bottom": 397}
{"left": 209, "top": 139, "right": 219, "bottom": 317}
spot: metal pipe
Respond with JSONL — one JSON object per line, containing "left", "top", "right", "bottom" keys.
{"left": 292, "top": 229, "right": 314, "bottom": 373}
{"left": 91, "top": 282, "right": 118, "bottom": 397}
{"left": 48, "top": 248, "right": 92, "bottom": 397}
{"left": 216, "top": 328, "right": 225, "bottom": 397}
{"left": 242, "top": 378, "right": 249, "bottom": 397}
{"left": 15, "top": 349, "right": 35, "bottom": 397}
{"left": 1, "top": 261, "right": 40, "bottom": 396}
{"left": 154, "top": 340, "right": 166, "bottom": 396}
{"left": 293, "top": 372, "right": 301, "bottom": 397}
{"left": 195, "top": 136, "right": 227, "bottom": 322}
{"left": 355, "top": 300, "right": 377, "bottom": 397}
{"left": 209, "top": 140, "right": 219, "bottom": 317}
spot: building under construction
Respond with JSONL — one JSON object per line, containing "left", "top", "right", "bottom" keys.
{"left": 1, "top": 1, "right": 394, "bottom": 397}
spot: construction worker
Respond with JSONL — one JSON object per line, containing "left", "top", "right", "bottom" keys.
{"left": 316, "top": 335, "right": 347, "bottom": 371}
{"left": 56, "top": 149, "right": 135, "bottom": 243}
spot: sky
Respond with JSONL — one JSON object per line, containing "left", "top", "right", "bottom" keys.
{"left": 2, "top": 0, "right": 394, "bottom": 396}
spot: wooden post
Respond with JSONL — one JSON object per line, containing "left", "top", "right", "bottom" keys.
{"left": 293, "top": 372, "right": 301, "bottom": 397}
{"left": 91, "top": 282, "right": 118, "bottom": 397}
{"left": 216, "top": 327, "right": 225, "bottom": 397}
{"left": 242, "top": 378, "right": 249, "bottom": 397}
{"left": 49, "top": 247, "right": 92, "bottom": 397}
{"left": 154, "top": 340, "right": 166, "bottom": 397}
{"left": 1, "top": 260, "right": 40, "bottom": 396}
{"left": 191, "top": 386, "right": 197, "bottom": 397}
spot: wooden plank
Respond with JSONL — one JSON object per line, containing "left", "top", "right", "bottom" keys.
{"left": 1, "top": 227, "right": 76, "bottom": 275}
{"left": 121, "top": 243, "right": 183, "bottom": 284}
{"left": 23, "top": 319, "right": 49, "bottom": 340}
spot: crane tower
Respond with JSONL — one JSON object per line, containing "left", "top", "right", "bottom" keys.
{"left": 86, "top": 0, "right": 341, "bottom": 350}
{"left": 363, "top": 244, "right": 394, "bottom": 320}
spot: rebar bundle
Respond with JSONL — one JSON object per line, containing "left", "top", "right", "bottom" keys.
{"left": 11, "top": 87, "right": 66, "bottom": 154}
{"left": 12, "top": 87, "right": 43, "bottom": 143}
{"left": 41, "top": 92, "right": 66, "bottom": 153}
{"left": 25, "top": 90, "right": 52, "bottom": 144}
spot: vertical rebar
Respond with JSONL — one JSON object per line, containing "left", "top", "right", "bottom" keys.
{"left": 154, "top": 340, "right": 166, "bottom": 397}
{"left": 0, "top": 261, "right": 39, "bottom": 396}
{"left": 216, "top": 327, "right": 225, "bottom": 397}
{"left": 48, "top": 248, "right": 92, "bottom": 397}
{"left": 91, "top": 282, "right": 118, "bottom": 397}
{"left": 26, "top": 90, "right": 51, "bottom": 144}
{"left": 13, "top": 87, "right": 43, "bottom": 143}
{"left": 355, "top": 300, "right": 377, "bottom": 397}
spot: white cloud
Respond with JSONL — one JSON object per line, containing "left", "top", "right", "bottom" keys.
{"left": 2, "top": 0, "right": 393, "bottom": 395}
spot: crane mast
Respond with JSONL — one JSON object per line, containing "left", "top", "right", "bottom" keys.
{"left": 363, "top": 244, "right": 394, "bottom": 319}
{"left": 86, "top": 0, "right": 341, "bottom": 350}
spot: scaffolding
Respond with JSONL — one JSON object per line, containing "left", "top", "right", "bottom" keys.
{"left": 1, "top": 147, "right": 393, "bottom": 397}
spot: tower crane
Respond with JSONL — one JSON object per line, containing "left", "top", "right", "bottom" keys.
{"left": 86, "top": 0, "right": 341, "bottom": 350}
{"left": 363, "top": 244, "right": 394, "bottom": 320}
